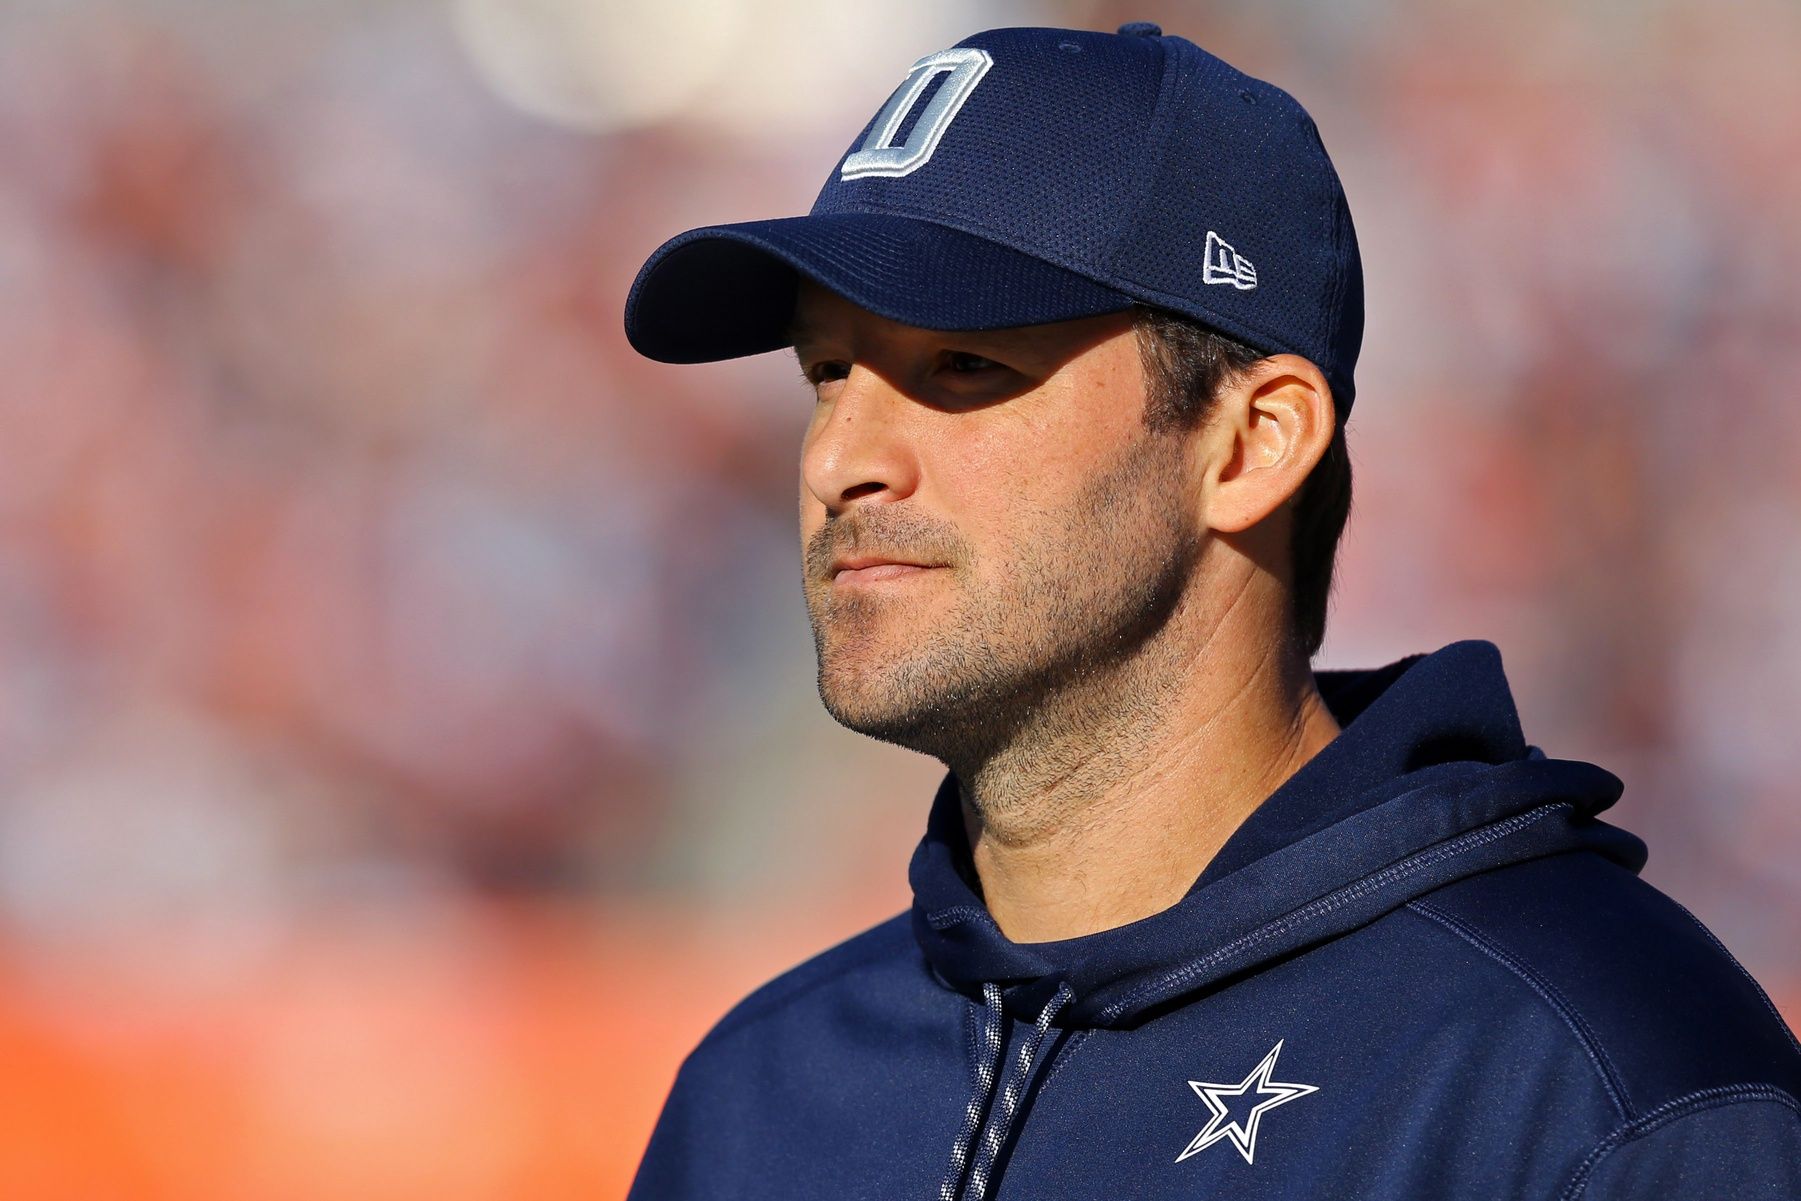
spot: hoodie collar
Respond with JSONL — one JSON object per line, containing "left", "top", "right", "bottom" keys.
{"left": 1192, "top": 639, "right": 1527, "bottom": 886}
{"left": 909, "top": 640, "right": 1645, "bottom": 1028}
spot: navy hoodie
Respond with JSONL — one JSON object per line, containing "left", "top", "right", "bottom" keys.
{"left": 627, "top": 640, "right": 1801, "bottom": 1198}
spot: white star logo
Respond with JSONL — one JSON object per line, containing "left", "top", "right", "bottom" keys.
{"left": 1177, "top": 1040, "right": 1319, "bottom": 1165}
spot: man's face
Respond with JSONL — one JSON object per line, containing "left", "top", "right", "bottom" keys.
{"left": 793, "top": 279, "right": 1207, "bottom": 765}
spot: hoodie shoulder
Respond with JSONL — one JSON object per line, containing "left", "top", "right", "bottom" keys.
{"left": 693, "top": 910, "right": 917, "bottom": 1054}
{"left": 1405, "top": 850, "right": 1801, "bottom": 1119}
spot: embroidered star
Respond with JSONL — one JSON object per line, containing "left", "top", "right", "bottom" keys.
{"left": 1177, "top": 1040, "right": 1319, "bottom": 1165}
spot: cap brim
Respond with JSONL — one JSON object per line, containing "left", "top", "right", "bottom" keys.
{"left": 623, "top": 213, "right": 1136, "bottom": 364}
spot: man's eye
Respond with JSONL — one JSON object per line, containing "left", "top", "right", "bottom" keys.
{"left": 802, "top": 361, "right": 849, "bottom": 387}
{"left": 944, "top": 352, "right": 1004, "bottom": 374}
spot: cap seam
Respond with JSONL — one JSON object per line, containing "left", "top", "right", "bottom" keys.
{"left": 1313, "top": 118, "right": 1352, "bottom": 370}
{"left": 1101, "top": 34, "right": 1184, "bottom": 281}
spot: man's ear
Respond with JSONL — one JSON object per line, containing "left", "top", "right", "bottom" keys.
{"left": 1200, "top": 354, "right": 1337, "bottom": 535}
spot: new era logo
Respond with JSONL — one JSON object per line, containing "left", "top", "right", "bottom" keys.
{"left": 1203, "top": 231, "right": 1257, "bottom": 290}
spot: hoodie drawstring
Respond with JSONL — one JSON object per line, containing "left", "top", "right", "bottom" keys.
{"left": 936, "top": 982, "right": 1004, "bottom": 1201}
{"left": 936, "top": 980, "right": 1075, "bottom": 1201}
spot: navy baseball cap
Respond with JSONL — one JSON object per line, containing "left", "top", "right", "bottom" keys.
{"left": 624, "top": 21, "right": 1364, "bottom": 413}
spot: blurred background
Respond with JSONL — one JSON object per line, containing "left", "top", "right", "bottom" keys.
{"left": 1, "top": 0, "right": 1798, "bottom": 1195}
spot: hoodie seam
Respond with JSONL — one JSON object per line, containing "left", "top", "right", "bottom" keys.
{"left": 1664, "top": 895, "right": 1801, "bottom": 1058}
{"left": 1406, "top": 899, "right": 1633, "bottom": 1120}
{"left": 1094, "top": 802, "right": 1571, "bottom": 1022}
{"left": 929, "top": 906, "right": 992, "bottom": 930}
{"left": 1034, "top": 1027, "right": 1095, "bottom": 1096}
{"left": 693, "top": 914, "right": 912, "bottom": 1054}
{"left": 1555, "top": 1084, "right": 1801, "bottom": 1200}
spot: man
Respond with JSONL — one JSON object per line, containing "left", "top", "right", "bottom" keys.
{"left": 620, "top": 21, "right": 1801, "bottom": 1200}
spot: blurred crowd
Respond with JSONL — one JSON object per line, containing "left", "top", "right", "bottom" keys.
{"left": 0, "top": 0, "right": 1797, "bottom": 1196}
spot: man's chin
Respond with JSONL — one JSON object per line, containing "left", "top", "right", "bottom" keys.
{"left": 815, "top": 654, "right": 1010, "bottom": 763}
{"left": 816, "top": 664, "right": 911, "bottom": 729}
{"left": 819, "top": 700, "right": 953, "bottom": 758}
{"left": 818, "top": 663, "right": 943, "bottom": 744}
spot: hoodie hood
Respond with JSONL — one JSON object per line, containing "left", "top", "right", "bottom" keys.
{"left": 909, "top": 639, "right": 1648, "bottom": 1030}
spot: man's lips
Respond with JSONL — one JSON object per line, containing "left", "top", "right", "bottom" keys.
{"left": 829, "top": 556, "right": 942, "bottom": 584}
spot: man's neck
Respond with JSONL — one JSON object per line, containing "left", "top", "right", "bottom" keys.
{"left": 957, "top": 616, "right": 1341, "bottom": 945}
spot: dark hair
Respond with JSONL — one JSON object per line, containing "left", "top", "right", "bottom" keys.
{"left": 1132, "top": 305, "right": 1353, "bottom": 661}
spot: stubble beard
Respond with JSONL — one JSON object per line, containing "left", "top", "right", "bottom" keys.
{"left": 805, "top": 431, "right": 1201, "bottom": 778}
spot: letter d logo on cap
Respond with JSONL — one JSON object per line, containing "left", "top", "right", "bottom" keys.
{"left": 841, "top": 48, "right": 993, "bottom": 180}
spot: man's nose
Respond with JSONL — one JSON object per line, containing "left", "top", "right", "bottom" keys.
{"left": 800, "top": 366, "right": 921, "bottom": 515}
